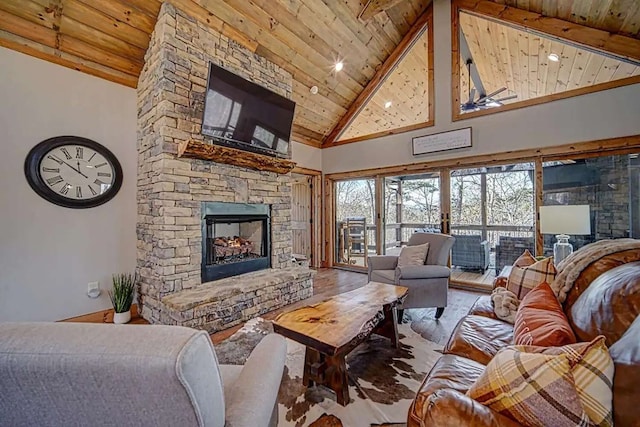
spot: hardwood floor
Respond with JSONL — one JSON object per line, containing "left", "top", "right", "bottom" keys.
{"left": 451, "top": 267, "right": 496, "bottom": 288}
{"left": 62, "top": 268, "right": 484, "bottom": 347}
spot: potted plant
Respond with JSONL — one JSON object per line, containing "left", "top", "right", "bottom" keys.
{"left": 109, "top": 273, "right": 136, "bottom": 324}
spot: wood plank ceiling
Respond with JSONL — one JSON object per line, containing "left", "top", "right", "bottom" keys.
{"left": 0, "top": 0, "right": 431, "bottom": 148}
{"left": 459, "top": 11, "right": 640, "bottom": 110}
{"left": 489, "top": 0, "right": 640, "bottom": 40}
{"left": 338, "top": 29, "right": 431, "bottom": 143}
{"left": 0, "top": 0, "right": 639, "bottom": 147}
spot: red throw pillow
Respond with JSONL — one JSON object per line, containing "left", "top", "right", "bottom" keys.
{"left": 513, "top": 282, "right": 577, "bottom": 346}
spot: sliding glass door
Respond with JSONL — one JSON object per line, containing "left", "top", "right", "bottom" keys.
{"left": 334, "top": 179, "right": 377, "bottom": 268}
{"left": 383, "top": 174, "right": 441, "bottom": 255}
{"left": 449, "top": 163, "right": 534, "bottom": 286}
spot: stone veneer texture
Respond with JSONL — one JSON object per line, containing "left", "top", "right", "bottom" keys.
{"left": 161, "top": 268, "right": 315, "bottom": 333}
{"left": 136, "top": 3, "right": 294, "bottom": 324}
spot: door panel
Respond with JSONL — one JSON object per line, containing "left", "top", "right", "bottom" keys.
{"left": 291, "top": 176, "right": 312, "bottom": 259}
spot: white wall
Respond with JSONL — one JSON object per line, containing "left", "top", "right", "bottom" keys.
{"left": 0, "top": 47, "right": 138, "bottom": 321}
{"left": 291, "top": 140, "right": 322, "bottom": 171}
{"left": 322, "top": 0, "right": 640, "bottom": 174}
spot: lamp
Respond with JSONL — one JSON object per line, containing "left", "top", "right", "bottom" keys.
{"left": 539, "top": 205, "right": 591, "bottom": 264}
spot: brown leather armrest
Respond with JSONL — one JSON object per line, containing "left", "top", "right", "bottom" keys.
{"left": 407, "top": 389, "right": 522, "bottom": 427}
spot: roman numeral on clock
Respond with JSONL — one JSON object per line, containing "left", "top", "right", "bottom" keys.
{"left": 47, "top": 155, "right": 63, "bottom": 165}
{"left": 88, "top": 153, "right": 97, "bottom": 162}
{"left": 60, "top": 148, "right": 72, "bottom": 160}
{"left": 97, "top": 172, "right": 111, "bottom": 177}
{"left": 42, "top": 167, "right": 60, "bottom": 173}
{"left": 76, "top": 147, "right": 83, "bottom": 159}
{"left": 76, "top": 186, "right": 82, "bottom": 198}
{"left": 88, "top": 185, "right": 97, "bottom": 196}
{"left": 46, "top": 175, "right": 64, "bottom": 186}
{"left": 94, "top": 162, "right": 107, "bottom": 168}
{"left": 59, "top": 184, "right": 70, "bottom": 195}
{"left": 94, "top": 179, "right": 106, "bottom": 186}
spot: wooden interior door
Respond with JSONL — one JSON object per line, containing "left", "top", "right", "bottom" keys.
{"left": 291, "top": 175, "right": 312, "bottom": 260}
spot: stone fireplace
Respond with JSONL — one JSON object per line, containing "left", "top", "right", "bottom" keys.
{"left": 202, "top": 202, "right": 271, "bottom": 282}
{"left": 135, "top": 3, "right": 313, "bottom": 332}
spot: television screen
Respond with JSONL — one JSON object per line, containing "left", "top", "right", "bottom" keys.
{"left": 201, "top": 63, "right": 295, "bottom": 157}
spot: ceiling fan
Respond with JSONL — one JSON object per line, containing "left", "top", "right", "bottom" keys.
{"left": 461, "top": 59, "right": 518, "bottom": 112}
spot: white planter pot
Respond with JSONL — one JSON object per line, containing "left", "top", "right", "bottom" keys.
{"left": 113, "top": 310, "right": 131, "bottom": 324}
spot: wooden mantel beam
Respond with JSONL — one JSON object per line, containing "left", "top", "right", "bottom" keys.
{"left": 454, "top": 0, "right": 640, "bottom": 63}
{"left": 177, "top": 140, "right": 296, "bottom": 174}
{"left": 323, "top": 5, "right": 433, "bottom": 147}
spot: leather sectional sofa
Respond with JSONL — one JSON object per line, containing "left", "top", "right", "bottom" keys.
{"left": 408, "top": 249, "right": 640, "bottom": 427}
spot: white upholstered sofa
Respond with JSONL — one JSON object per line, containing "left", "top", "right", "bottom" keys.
{"left": 0, "top": 322, "right": 286, "bottom": 427}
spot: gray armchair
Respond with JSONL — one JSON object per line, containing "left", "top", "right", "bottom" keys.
{"left": 0, "top": 322, "right": 286, "bottom": 427}
{"left": 451, "top": 234, "right": 490, "bottom": 271}
{"left": 368, "top": 232, "right": 455, "bottom": 319}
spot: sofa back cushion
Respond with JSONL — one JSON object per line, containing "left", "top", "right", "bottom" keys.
{"left": 567, "top": 261, "right": 640, "bottom": 346}
{"left": 609, "top": 315, "right": 640, "bottom": 427}
{"left": 563, "top": 249, "right": 640, "bottom": 311}
{"left": 0, "top": 323, "right": 226, "bottom": 427}
{"left": 514, "top": 282, "right": 577, "bottom": 347}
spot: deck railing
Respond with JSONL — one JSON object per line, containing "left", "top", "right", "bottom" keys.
{"left": 361, "top": 223, "right": 533, "bottom": 251}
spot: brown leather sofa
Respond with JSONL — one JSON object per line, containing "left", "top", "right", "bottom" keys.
{"left": 408, "top": 249, "right": 640, "bottom": 427}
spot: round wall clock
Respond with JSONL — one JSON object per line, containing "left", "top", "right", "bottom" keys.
{"left": 24, "top": 136, "right": 123, "bottom": 209}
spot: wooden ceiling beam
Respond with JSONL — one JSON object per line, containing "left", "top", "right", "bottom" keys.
{"left": 455, "top": 0, "right": 640, "bottom": 62}
{"left": 323, "top": 5, "right": 432, "bottom": 147}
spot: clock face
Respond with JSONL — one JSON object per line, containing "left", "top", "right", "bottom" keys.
{"left": 25, "top": 136, "right": 123, "bottom": 209}
{"left": 39, "top": 145, "right": 116, "bottom": 201}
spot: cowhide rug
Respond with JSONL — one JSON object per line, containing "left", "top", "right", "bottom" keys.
{"left": 214, "top": 317, "right": 443, "bottom": 427}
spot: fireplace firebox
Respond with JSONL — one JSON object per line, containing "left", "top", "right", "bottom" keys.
{"left": 202, "top": 202, "right": 271, "bottom": 282}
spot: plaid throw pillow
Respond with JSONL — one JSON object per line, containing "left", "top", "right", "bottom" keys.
{"left": 507, "top": 257, "right": 557, "bottom": 299}
{"left": 468, "top": 347, "right": 592, "bottom": 427}
{"left": 515, "top": 336, "right": 614, "bottom": 427}
{"left": 514, "top": 249, "right": 536, "bottom": 268}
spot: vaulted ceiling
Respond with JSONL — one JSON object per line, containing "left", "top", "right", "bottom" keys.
{"left": 0, "top": 0, "right": 639, "bottom": 148}
{"left": 0, "top": 0, "right": 431, "bottom": 148}
{"left": 458, "top": 11, "right": 640, "bottom": 110}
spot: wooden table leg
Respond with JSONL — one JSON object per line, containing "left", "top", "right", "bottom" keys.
{"left": 303, "top": 347, "right": 323, "bottom": 387}
{"left": 303, "top": 348, "right": 350, "bottom": 406}
{"left": 373, "top": 304, "right": 400, "bottom": 348}
{"left": 326, "top": 354, "right": 349, "bottom": 406}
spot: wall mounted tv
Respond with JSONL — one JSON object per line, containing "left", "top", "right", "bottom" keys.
{"left": 201, "top": 63, "right": 295, "bottom": 158}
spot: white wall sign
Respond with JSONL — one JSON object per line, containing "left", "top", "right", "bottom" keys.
{"left": 412, "top": 127, "right": 472, "bottom": 155}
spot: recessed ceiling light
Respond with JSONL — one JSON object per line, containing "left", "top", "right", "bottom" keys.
{"left": 384, "top": 101, "right": 392, "bottom": 109}
{"left": 548, "top": 53, "right": 559, "bottom": 62}
{"left": 310, "top": 85, "right": 318, "bottom": 94}
{"left": 334, "top": 61, "right": 344, "bottom": 72}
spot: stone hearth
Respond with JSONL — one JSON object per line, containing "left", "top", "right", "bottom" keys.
{"left": 135, "top": 3, "right": 312, "bottom": 331}
{"left": 161, "top": 267, "right": 314, "bottom": 332}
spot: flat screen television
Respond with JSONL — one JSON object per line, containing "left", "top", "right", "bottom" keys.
{"left": 201, "top": 63, "right": 295, "bottom": 158}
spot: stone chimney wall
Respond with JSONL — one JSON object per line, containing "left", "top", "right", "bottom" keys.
{"left": 136, "top": 3, "right": 293, "bottom": 323}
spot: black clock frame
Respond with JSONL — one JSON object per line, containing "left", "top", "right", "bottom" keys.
{"left": 24, "top": 136, "right": 123, "bottom": 209}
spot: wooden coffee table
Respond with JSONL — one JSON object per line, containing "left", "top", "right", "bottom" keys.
{"left": 273, "top": 282, "right": 408, "bottom": 406}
